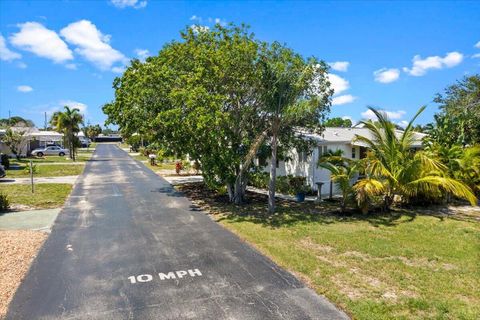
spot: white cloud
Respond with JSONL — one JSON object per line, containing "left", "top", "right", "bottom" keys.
{"left": 327, "top": 73, "right": 349, "bottom": 95}
{"left": 403, "top": 51, "right": 463, "bottom": 76}
{"left": 361, "top": 109, "right": 406, "bottom": 120}
{"left": 60, "top": 20, "right": 127, "bottom": 71}
{"left": 65, "top": 63, "right": 77, "bottom": 70}
{"left": 135, "top": 48, "right": 149, "bottom": 61}
{"left": 332, "top": 94, "right": 356, "bottom": 105}
{"left": 10, "top": 22, "right": 73, "bottom": 63}
{"left": 17, "top": 62, "right": 27, "bottom": 69}
{"left": 0, "top": 34, "right": 22, "bottom": 61}
{"left": 190, "top": 25, "right": 210, "bottom": 33}
{"left": 473, "top": 53, "right": 480, "bottom": 59}
{"left": 58, "top": 100, "right": 88, "bottom": 114}
{"left": 398, "top": 120, "right": 409, "bottom": 128}
{"left": 329, "top": 61, "right": 349, "bottom": 72}
{"left": 374, "top": 68, "right": 400, "bottom": 83}
{"left": 111, "top": 66, "right": 125, "bottom": 73}
{"left": 475, "top": 41, "right": 480, "bottom": 49}
{"left": 17, "top": 85, "right": 33, "bottom": 92}
{"left": 190, "top": 16, "right": 226, "bottom": 26}
{"left": 110, "top": 0, "right": 147, "bottom": 9}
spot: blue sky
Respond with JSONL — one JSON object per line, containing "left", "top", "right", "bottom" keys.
{"left": 1, "top": 0, "right": 479, "bottom": 128}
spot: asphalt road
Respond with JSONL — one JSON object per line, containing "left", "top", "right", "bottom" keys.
{"left": 7, "top": 144, "right": 348, "bottom": 320}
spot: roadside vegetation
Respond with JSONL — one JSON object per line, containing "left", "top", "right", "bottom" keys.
{"left": 0, "top": 184, "right": 72, "bottom": 210}
{"left": 50, "top": 106, "right": 84, "bottom": 161}
{"left": 105, "top": 22, "right": 479, "bottom": 319}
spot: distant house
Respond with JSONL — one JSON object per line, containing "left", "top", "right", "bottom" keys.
{"left": 0, "top": 127, "right": 63, "bottom": 157}
{"left": 260, "top": 127, "right": 426, "bottom": 195}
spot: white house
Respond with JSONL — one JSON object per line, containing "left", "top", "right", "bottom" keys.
{"left": 260, "top": 127, "right": 426, "bottom": 195}
{"left": 0, "top": 127, "right": 63, "bottom": 156}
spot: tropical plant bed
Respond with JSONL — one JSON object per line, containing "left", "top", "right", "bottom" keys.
{"left": 177, "top": 182, "right": 480, "bottom": 320}
{"left": 0, "top": 184, "right": 73, "bottom": 210}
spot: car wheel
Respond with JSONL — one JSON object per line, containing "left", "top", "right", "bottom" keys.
{"left": 59, "top": 152, "right": 65, "bottom": 156}
{"left": 37, "top": 152, "right": 44, "bottom": 157}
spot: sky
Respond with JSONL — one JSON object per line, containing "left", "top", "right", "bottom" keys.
{"left": 0, "top": 0, "right": 479, "bottom": 128}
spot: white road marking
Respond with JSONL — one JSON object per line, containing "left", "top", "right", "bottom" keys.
{"left": 128, "top": 269, "right": 202, "bottom": 284}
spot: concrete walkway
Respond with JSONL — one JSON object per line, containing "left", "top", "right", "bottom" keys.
{"left": 0, "top": 175, "right": 78, "bottom": 184}
{"left": 0, "top": 208, "right": 61, "bottom": 232}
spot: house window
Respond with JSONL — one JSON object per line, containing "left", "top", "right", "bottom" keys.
{"left": 352, "top": 147, "right": 356, "bottom": 159}
{"left": 276, "top": 159, "right": 280, "bottom": 168}
{"left": 318, "top": 145, "right": 328, "bottom": 157}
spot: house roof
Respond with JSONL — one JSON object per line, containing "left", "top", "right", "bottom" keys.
{"left": 304, "top": 127, "right": 426, "bottom": 147}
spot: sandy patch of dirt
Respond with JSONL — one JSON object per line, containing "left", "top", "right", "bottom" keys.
{"left": 0, "top": 230, "right": 47, "bottom": 318}
{"left": 342, "top": 250, "right": 457, "bottom": 271}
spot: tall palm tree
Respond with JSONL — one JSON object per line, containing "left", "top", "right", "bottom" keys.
{"left": 353, "top": 106, "right": 477, "bottom": 212}
{"left": 50, "top": 106, "right": 83, "bottom": 161}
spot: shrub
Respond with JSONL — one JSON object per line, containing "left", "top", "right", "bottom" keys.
{"left": 0, "top": 153, "right": 9, "bottom": 169}
{"left": 24, "top": 163, "right": 38, "bottom": 174}
{"left": 289, "top": 176, "right": 308, "bottom": 194}
{"left": 0, "top": 193, "right": 9, "bottom": 212}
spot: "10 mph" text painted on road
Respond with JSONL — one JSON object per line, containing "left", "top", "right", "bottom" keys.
{"left": 128, "top": 269, "right": 202, "bottom": 284}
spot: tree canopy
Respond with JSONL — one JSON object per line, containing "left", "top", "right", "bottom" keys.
{"left": 103, "top": 24, "right": 332, "bottom": 207}
{"left": 50, "top": 106, "right": 83, "bottom": 161}
{"left": 324, "top": 117, "right": 352, "bottom": 127}
{"left": 426, "top": 74, "right": 480, "bottom": 147}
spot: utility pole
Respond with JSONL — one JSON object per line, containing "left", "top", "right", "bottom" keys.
{"left": 44, "top": 112, "right": 47, "bottom": 130}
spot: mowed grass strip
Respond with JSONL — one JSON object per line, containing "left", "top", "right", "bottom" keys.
{"left": 179, "top": 183, "right": 480, "bottom": 320}
{"left": 6, "top": 164, "right": 84, "bottom": 178}
{"left": 0, "top": 184, "right": 72, "bottom": 209}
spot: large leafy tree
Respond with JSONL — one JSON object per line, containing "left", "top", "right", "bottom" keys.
{"left": 426, "top": 74, "right": 480, "bottom": 147}
{"left": 50, "top": 106, "right": 83, "bottom": 161}
{"left": 353, "top": 107, "right": 477, "bottom": 211}
{"left": 260, "top": 42, "right": 331, "bottom": 213}
{"left": 104, "top": 24, "right": 267, "bottom": 203}
{"left": 324, "top": 117, "right": 352, "bottom": 127}
{"left": 0, "top": 116, "right": 35, "bottom": 128}
{"left": 84, "top": 124, "right": 102, "bottom": 142}
{"left": 1, "top": 128, "right": 26, "bottom": 159}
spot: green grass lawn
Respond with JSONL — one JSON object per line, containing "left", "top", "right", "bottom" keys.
{"left": 5, "top": 164, "right": 85, "bottom": 178}
{"left": 0, "top": 184, "right": 72, "bottom": 209}
{"left": 14, "top": 152, "right": 93, "bottom": 164}
{"left": 179, "top": 183, "right": 480, "bottom": 320}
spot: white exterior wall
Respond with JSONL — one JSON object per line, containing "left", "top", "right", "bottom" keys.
{"left": 262, "top": 142, "right": 360, "bottom": 196}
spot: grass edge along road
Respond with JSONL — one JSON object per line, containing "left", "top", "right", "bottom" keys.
{"left": 0, "top": 184, "right": 73, "bottom": 210}
{"left": 178, "top": 183, "right": 480, "bottom": 320}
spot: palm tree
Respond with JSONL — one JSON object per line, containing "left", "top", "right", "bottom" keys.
{"left": 352, "top": 106, "right": 477, "bottom": 212}
{"left": 318, "top": 149, "right": 345, "bottom": 200}
{"left": 318, "top": 157, "right": 359, "bottom": 212}
{"left": 50, "top": 106, "right": 83, "bottom": 161}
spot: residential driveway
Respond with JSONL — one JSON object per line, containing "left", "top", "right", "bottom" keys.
{"left": 7, "top": 144, "right": 348, "bottom": 320}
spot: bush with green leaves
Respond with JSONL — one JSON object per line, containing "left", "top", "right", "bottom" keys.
{"left": 0, "top": 153, "right": 9, "bottom": 169}
{"left": 24, "top": 163, "right": 38, "bottom": 174}
{"left": 0, "top": 192, "right": 9, "bottom": 212}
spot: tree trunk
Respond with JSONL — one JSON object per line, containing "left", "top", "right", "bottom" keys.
{"left": 226, "top": 183, "right": 234, "bottom": 202}
{"left": 232, "top": 129, "right": 269, "bottom": 205}
{"left": 268, "top": 129, "right": 278, "bottom": 213}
